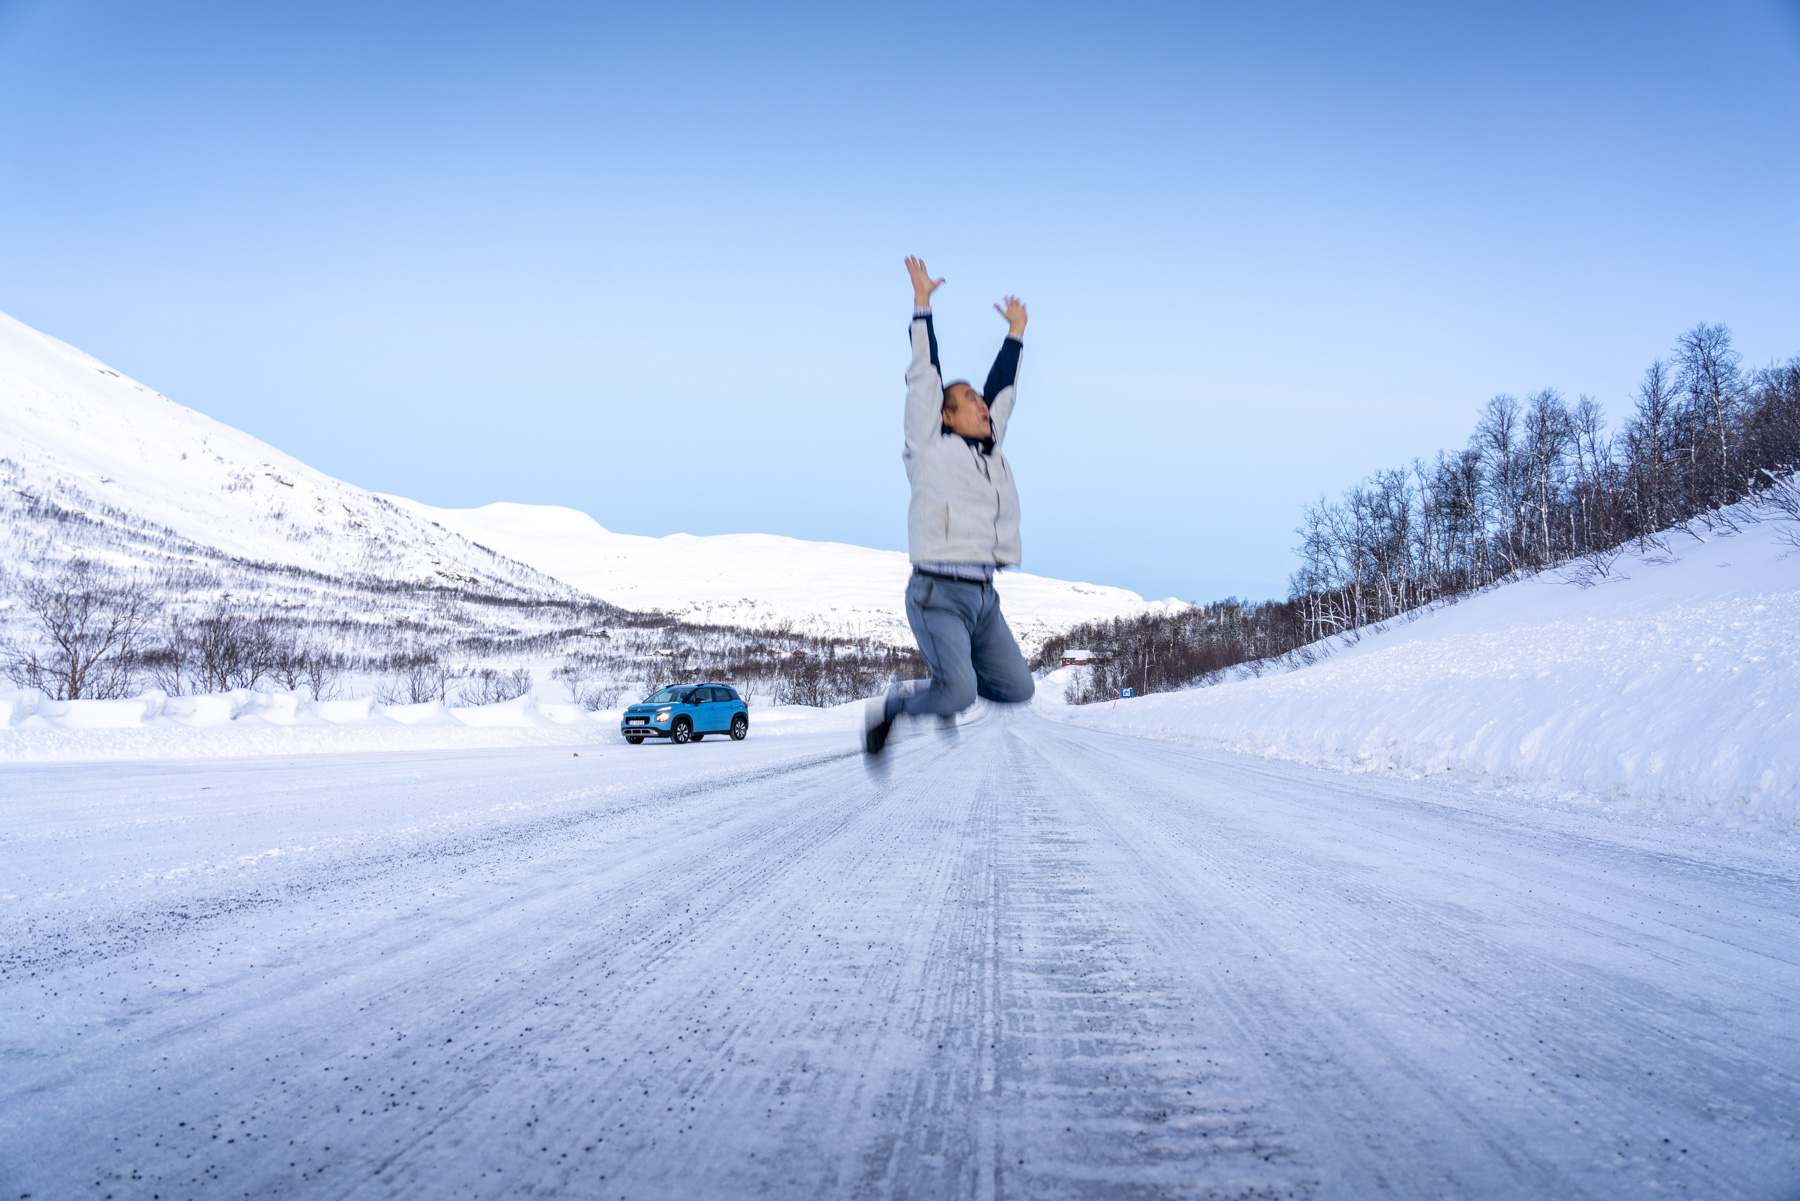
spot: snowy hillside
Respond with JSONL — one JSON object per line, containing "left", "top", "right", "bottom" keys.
{"left": 1040, "top": 505, "right": 1800, "bottom": 829}
{"left": 0, "top": 310, "right": 573, "bottom": 597}
{"left": 388, "top": 498, "right": 1186, "bottom": 648}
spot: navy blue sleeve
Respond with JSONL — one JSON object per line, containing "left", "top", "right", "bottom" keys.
{"left": 919, "top": 312, "right": 941, "bottom": 380}
{"left": 982, "top": 335, "right": 1021, "bottom": 405}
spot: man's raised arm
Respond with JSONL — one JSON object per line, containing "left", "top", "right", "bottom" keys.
{"left": 984, "top": 295, "right": 1027, "bottom": 447}
{"left": 903, "top": 256, "right": 946, "bottom": 451}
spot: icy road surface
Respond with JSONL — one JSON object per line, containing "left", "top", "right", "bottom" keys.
{"left": 3, "top": 707, "right": 1796, "bottom": 1199}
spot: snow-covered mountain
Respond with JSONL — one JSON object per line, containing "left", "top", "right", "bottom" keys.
{"left": 387, "top": 498, "right": 1186, "bottom": 648}
{"left": 1, "top": 308, "right": 1181, "bottom": 647}
{"left": 0, "top": 310, "right": 572, "bottom": 597}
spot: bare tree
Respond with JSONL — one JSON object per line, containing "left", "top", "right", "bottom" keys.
{"left": 1744, "top": 359, "right": 1800, "bottom": 484}
{"left": 160, "top": 603, "right": 281, "bottom": 694}
{"left": 399, "top": 656, "right": 452, "bottom": 704}
{"left": 1474, "top": 394, "right": 1525, "bottom": 571}
{"left": 3, "top": 561, "right": 161, "bottom": 700}
{"left": 1624, "top": 360, "right": 1677, "bottom": 540}
{"left": 1522, "top": 389, "right": 1575, "bottom": 564}
{"left": 1674, "top": 323, "right": 1744, "bottom": 503}
{"left": 301, "top": 648, "right": 343, "bottom": 701}
{"left": 457, "top": 666, "right": 534, "bottom": 706}
{"left": 553, "top": 655, "right": 623, "bottom": 710}
{"left": 268, "top": 628, "right": 306, "bottom": 691}
{"left": 1570, "top": 395, "right": 1611, "bottom": 551}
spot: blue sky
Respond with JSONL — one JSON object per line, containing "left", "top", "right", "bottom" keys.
{"left": 2, "top": 1, "right": 1797, "bottom": 602}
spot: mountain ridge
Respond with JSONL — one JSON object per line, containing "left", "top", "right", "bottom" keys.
{"left": 386, "top": 497, "right": 1186, "bottom": 648}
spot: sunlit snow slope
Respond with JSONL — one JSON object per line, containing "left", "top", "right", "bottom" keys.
{"left": 0, "top": 310, "right": 569, "bottom": 595}
{"left": 1041, "top": 509, "right": 1800, "bottom": 828}
{"left": 386, "top": 498, "right": 1186, "bottom": 647}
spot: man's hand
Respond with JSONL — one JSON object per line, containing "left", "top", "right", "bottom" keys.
{"left": 994, "top": 295, "right": 1027, "bottom": 338}
{"left": 906, "top": 256, "right": 944, "bottom": 308}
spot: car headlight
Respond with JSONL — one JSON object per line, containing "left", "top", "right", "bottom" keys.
{"left": 655, "top": 712, "right": 670, "bottom": 723}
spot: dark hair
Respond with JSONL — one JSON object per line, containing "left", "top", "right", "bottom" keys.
{"left": 941, "top": 380, "right": 975, "bottom": 412}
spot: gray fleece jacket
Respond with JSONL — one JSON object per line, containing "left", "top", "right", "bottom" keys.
{"left": 904, "top": 310, "right": 1024, "bottom": 566}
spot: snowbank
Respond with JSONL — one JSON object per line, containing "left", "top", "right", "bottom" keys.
{"left": 1038, "top": 510, "right": 1800, "bottom": 830}
{"left": 0, "top": 689, "right": 863, "bottom": 762}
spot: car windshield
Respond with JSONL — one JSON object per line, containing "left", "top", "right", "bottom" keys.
{"left": 644, "top": 687, "right": 696, "bottom": 704}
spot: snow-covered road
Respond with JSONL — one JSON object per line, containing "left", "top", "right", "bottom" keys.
{"left": 3, "top": 708, "right": 1796, "bottom": 1199}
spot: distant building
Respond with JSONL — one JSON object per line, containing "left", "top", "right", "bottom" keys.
{"left": 1061, "top": 648, "right": 1095, "bottom": 667}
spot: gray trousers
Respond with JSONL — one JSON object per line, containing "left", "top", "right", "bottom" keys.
{"left": 899, "top": 572, "right": 1036, "bottom": 717}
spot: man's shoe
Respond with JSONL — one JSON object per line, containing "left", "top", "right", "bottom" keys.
{"left": 863, "top": 684, "right": 901, "bottom": 754}
{"left": 863, "top": 707, "right": 892, "bottom": 754}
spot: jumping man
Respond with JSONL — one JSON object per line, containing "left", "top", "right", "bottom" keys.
{"left": 864, "top": 256, "right": 1036, "bottom": 753}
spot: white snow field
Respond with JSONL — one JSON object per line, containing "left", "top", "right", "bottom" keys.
{"left": 2, "top": 706, "right": 1795, "bottom": 1199}
{"left": 1041, "top": 509, "right": 1800, "bottom": 832}
{"left": 385, "top": 498, "right": 1186, "bottom": 648}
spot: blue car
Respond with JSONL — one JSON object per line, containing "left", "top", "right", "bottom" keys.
{"left": 621, "top": 683, "right": 749, "bottom": 745}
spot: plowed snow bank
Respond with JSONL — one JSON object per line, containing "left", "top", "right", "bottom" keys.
{"left": 0, "top": 690, "right": 862, "bottom": 761}
{"left": 1039, "top": 509, "right": 1800, "bottom": 830}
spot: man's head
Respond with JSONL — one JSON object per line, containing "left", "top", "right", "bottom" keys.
{"left": 941, "top": 381, "right": 991, "bottom": 440}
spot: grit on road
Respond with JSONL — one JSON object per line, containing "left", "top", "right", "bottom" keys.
{"left": 3, "top": 707, "right": 1796, "bottom": 1199}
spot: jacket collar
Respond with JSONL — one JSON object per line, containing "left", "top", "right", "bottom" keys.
{"left": 940, "top": 423, "right": 994, "bottom": 455}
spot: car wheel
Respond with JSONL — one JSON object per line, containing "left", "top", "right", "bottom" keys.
{"left": 730, "top": 714, "right": 748, "bottom": 740}
{"left": 625, "top": 735, "right": 644, "bottom": 745}
{"left": 670, "top": 718, "right": 692, "bottom": 744}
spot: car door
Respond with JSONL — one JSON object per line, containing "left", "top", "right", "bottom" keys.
{"left": 693, "top": 686, "right": 722, "bottom": 733}
{"left": 719, "top": 687, "right": 744, "bottom": 733}
{"left": 705, "top": 687, "right": 733, "bottom": 732}
{"left": 683, "top": 687, "right": 710, "bottom": 732}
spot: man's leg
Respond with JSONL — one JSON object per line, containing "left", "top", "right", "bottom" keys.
{"left": 899, "top": 573, "right": 979, "bottom": 717}
{"left": 969, "top": 585, "right": 1035, "bottom": 704}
